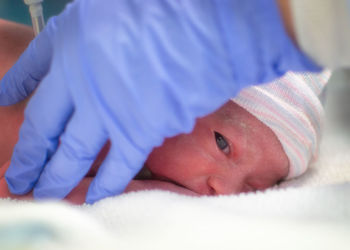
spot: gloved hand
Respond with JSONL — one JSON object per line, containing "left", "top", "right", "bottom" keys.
{"left": 2, "top": 0, "right": 320, "bottom": 204}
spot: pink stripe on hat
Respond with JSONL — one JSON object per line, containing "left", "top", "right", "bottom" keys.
{"left": 232, "top": 71, "right": 331, "bottom": 179}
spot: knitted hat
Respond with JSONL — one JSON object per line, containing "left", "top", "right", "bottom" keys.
{"left": 232, "top": 71, "right": 331, "bottom": 179}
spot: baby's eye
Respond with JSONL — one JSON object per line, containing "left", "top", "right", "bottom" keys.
{"left": 214, "top": 131, "right": 230, "bottom": 154}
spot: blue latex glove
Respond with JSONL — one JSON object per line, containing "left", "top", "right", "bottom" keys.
{"left": 2, "top": 0, "right": 321, "bottom": 204}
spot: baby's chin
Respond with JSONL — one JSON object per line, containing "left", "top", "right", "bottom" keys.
{"left": 134, "top": 166, "right": 199, "bottom": 196}
{"left": 0, "top": 162, "right": 198, "bottom": 205}
{"left": 124, "top": 179, "right": 199, "bottom": 196}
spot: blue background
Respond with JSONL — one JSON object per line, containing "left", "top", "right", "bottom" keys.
{"left": 0, "top": 0, "right": 72, "bottom": 25}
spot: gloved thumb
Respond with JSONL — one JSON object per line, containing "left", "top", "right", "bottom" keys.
{"left": 0, "top": 17, "right": 57, "bottom": 105}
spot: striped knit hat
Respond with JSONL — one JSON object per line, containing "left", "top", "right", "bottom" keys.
{"left": 232, "top": 71, "right": 331, "bottom": 179}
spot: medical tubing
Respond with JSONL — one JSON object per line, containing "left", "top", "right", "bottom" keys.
{"left": 24, "top": 0, "right": 45, "bottom": 36}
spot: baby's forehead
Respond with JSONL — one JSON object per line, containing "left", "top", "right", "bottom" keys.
{"left": 213, "top": 101, "right": 236, "bottom": 119}
{"left": 212, "top": 102, "right": 253, "bottom": 128}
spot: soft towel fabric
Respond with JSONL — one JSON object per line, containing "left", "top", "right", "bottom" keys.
{"left": 233, "top": 71, "right": 331, "bottom": 179}
{"left": 1, "top": 185, "right": 350, "bottom": 250}
{"left": 0, "top": 201, "right": 117, "bottom": 250}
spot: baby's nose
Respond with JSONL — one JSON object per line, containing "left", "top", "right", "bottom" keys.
{"left": 207, "top": 175, "right": 245, "bottom": 195}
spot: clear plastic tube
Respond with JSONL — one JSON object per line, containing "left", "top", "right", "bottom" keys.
{"left": 24, "top": 0, "right": 45, "bottom": 36}
{"left": 30, "top": 7, "right": 45, "bottom": 36}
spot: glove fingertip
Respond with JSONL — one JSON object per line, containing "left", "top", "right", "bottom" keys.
{"left": 85, "top": 183, "right": 103, "bottom": 204}
{"left": 4, "top": 174, "right": 34, "bottom": 195}
{"left": 85, "top": 181, "right": 123, "bottom": 204}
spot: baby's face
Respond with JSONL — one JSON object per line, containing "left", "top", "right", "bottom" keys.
{"left": 146, "top": 101, "right": 289, "bottom": 195}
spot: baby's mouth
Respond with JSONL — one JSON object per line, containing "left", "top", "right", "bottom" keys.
{"left": 136, "top": 166, "right": 191, "bottom": 191}
{"left": 134, "top": 166, "right": 153, "bottom": 179}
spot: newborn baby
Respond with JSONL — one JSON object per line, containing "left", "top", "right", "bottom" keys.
{"left": 0, "top": 19, "right": 330, "bottom": 204}
{"left": 145, "top": 72, "right": 330, "bottom": 195}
